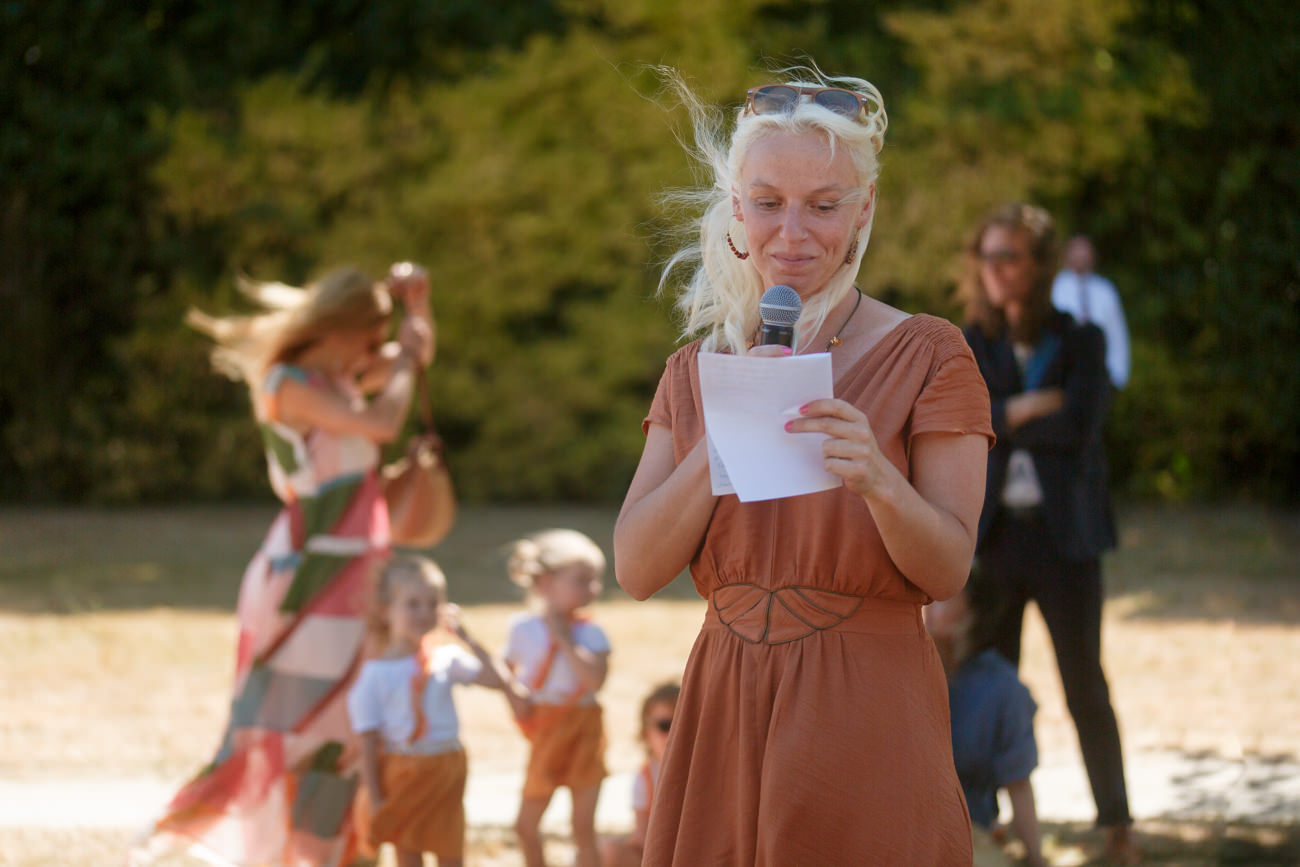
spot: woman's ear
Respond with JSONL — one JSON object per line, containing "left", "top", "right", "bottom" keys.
{"left": 731, "top": 190, "right": 743, "bottom": 222}
{"left": 857, "top": 185, "right": 875, "bottom": 229}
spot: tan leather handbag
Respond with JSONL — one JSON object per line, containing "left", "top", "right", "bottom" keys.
{"left": 382, "top": 367, "right": 456, "bottom": 548}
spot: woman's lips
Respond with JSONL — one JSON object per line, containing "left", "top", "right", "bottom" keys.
{"left": 770, "top": 252, "right": 814, "bottom": 267}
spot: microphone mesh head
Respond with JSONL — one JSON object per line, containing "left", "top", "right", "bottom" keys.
{"left": 759, "top": 285, "right": 802, "bottom": 326}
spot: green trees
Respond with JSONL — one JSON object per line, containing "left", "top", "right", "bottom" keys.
{"left": 3, "top": 0, "right": 1296, "bottom": 502}
{"left": 1094, "top": 0, "right": 1300, "bottom": 500}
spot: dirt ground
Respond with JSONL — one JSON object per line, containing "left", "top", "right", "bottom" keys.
{"left": 1, "top": 503, "right": 1297, "bottom": 865}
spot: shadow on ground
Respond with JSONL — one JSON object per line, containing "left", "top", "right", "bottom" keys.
{"left": 0, "top": 503, "right": 702, "bottom": 614}
{"left": 2, "top": 503, "right": 1296, "bottom": 619}
{"left": 1040, "top": 819, "right": 1300, "bottom": 865}
{"left": 1105, "top": 505, "right": 1300, "bottom": 626}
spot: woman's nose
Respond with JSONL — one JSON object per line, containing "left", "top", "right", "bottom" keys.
{"left": 779, "top": 207, "right": 808, "bottom": 239}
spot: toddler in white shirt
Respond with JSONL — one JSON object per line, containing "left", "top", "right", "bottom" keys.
{"left": 347, "top": 555, "right": 519, "bottom": 867}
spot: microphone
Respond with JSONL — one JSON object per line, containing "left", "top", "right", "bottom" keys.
{"left": 758, "top": 285, "right": 802, "bottom": 348}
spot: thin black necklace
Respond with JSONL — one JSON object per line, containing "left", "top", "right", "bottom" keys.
{"left": 825, "top": 288, "right": 864, "bottom": 350}
{"left": 747, "top": 287, "right": 864, "bottom": 351}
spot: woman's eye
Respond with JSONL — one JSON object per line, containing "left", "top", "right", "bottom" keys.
{"left": 813, "top": 201, "right": 840, "bottom": 213}
{"left": 754, "top": 199, "right": 780, "bottom": 211}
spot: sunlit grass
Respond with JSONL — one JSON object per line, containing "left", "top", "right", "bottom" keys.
{"left": 1, "top": 502, "right": 1297, "bottom": 864}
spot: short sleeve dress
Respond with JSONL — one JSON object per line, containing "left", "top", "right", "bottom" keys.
{"left": 640, "top": 315, "right": 994, "bottom": 866}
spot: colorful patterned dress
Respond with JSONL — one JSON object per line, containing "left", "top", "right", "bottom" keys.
{"left": 139, "top": 364, "right": 389, "bottom": 867}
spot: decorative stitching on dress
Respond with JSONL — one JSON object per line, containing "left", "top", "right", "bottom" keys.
{"left": 710, "top": 583, "right": 868, "bottom": 645}
{"left": 720, "top": 591, "right": 767, "bottom": 621}
{"left": 792, "top": 586, "right": 864, "bottom": 619}
{"left": 757, "top": 594, "right": 773, "bottom": 644}
{"left": 773, "top": 594, "right": 817, "bottom": 631}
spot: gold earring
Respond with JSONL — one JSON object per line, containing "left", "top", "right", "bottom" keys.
{"left": 844, "top": 236, "right": 859, "bottom": 266}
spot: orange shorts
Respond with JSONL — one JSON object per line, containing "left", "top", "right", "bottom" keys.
{"left": 521, "top": 703, "right": 607, "bottom": 801}
{"left": 353, "top": 749, "right": 467, "bottom": 858}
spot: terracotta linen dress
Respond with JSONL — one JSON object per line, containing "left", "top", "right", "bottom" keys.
{"left": 640, "top": 315, "right": 994, "bottom": 866}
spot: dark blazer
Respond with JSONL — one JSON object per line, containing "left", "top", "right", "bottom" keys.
{"left": 963, "top": 310, "right": 1116, "bottom": 561}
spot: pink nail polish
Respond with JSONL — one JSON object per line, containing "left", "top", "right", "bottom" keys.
{"left": 784, "top": 420, "right": 795, "bottom": 432}
{"left": 799, "top": 403, "right": 810, "bottom": 414}
{"left": 780, "top": 346, "right": 793, "bottom": 355}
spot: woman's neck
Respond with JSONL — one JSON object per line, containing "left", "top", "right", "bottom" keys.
{"left": 1002, "top": 302, "right": 1025, "bottom": 331}
{"left": 797, "top": 289, "right": 862, "bottom": 351}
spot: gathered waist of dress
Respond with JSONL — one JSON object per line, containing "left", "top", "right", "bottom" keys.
{"left": 702, "top": 583, "right": 922, "bottom": 645}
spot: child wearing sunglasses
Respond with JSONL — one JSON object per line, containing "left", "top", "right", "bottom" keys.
{"left": 600, "top": 682, "right": 681, "bottom": 867}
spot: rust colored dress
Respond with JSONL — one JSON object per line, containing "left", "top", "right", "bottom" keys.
{"left": 641, "top": 315, "right": 994, "bottom": 866}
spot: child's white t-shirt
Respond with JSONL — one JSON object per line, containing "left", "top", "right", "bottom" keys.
{"left": 503, "top": 613, "right": 610, "bottom": 705}
{"left": 346, "top": 644, "right": 481, "bottom": 751}
{"left": 632, "top": 757, "right": 661, "bottom": 811}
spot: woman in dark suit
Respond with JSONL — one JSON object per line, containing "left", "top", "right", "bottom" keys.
{"left": 960, "top": 203, "right": 1137, "bottom": 863}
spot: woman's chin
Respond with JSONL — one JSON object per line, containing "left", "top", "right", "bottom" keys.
{"left": 760, "top": 273, "right": 812, "bottom": 296}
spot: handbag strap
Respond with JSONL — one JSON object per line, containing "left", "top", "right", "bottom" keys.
{"left": 409, "top": 364, "right": 448, "bottom": 463}
{"left": 413, "top": 364, "right": 434, "bottom": 434}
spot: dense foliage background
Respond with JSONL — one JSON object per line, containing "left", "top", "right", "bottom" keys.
{"left": 3, "top": 0, "right": 1297, "bottom": 503}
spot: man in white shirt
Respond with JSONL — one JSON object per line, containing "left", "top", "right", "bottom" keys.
{"left": 1052, "top": 235, "right": 1130, "bottom": 388}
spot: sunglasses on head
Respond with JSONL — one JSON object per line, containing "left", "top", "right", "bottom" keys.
{"left": 745, "top": 85, "right": 872, "bottom": 122}
{"left": 978, "top": 249, "right": 1029, "bottom": 266}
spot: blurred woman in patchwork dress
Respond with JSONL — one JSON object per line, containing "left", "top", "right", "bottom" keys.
{"left": 135, "top": 264, "right": 436, "bottom": 867}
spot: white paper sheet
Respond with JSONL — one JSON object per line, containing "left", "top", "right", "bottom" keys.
{"left": 697, "top": 351, "right": 840, "bottom": 502}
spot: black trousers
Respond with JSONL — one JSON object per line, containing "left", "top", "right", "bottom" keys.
{"left": 980, "top": 509, "right": 1132, "bottom": 827}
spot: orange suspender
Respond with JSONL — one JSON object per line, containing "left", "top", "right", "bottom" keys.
{"left": 529, "top": 616, "right": 590, "bottom": 706}
{"left": 407, "top": 639, "right": 434, "bottom": 744}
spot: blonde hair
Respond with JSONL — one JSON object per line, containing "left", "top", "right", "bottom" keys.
{"left": 188, "top": 266, "right": 393, "bottom": 390}
{"left": 506, "top": 528, "right": 606, "bottom": 591}
{"left": 658, "top": 65, "right": 888, "bottom": 355}
{"left": 367, "top": 554, "right": 448, "bottom": 644}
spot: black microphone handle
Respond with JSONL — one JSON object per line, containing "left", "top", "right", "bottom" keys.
{"left": 758, "top": 322, "right": 795, "bottom": 348}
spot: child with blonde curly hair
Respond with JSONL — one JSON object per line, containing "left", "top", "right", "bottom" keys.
{"left": 503, "top": 529, "right": 611, "bottom": 867}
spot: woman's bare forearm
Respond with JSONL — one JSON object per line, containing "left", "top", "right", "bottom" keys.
{"left": 614, "top": 436, "right": 716, "bottom": 600}
{"left": 862, "top": 433, "right": 987, "bottom": 600}
{"left": 864, "top": 472, "right": 975, "bottom": 599}
{"left": 366, "top": 351, "right": 418, "bottom": 435}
